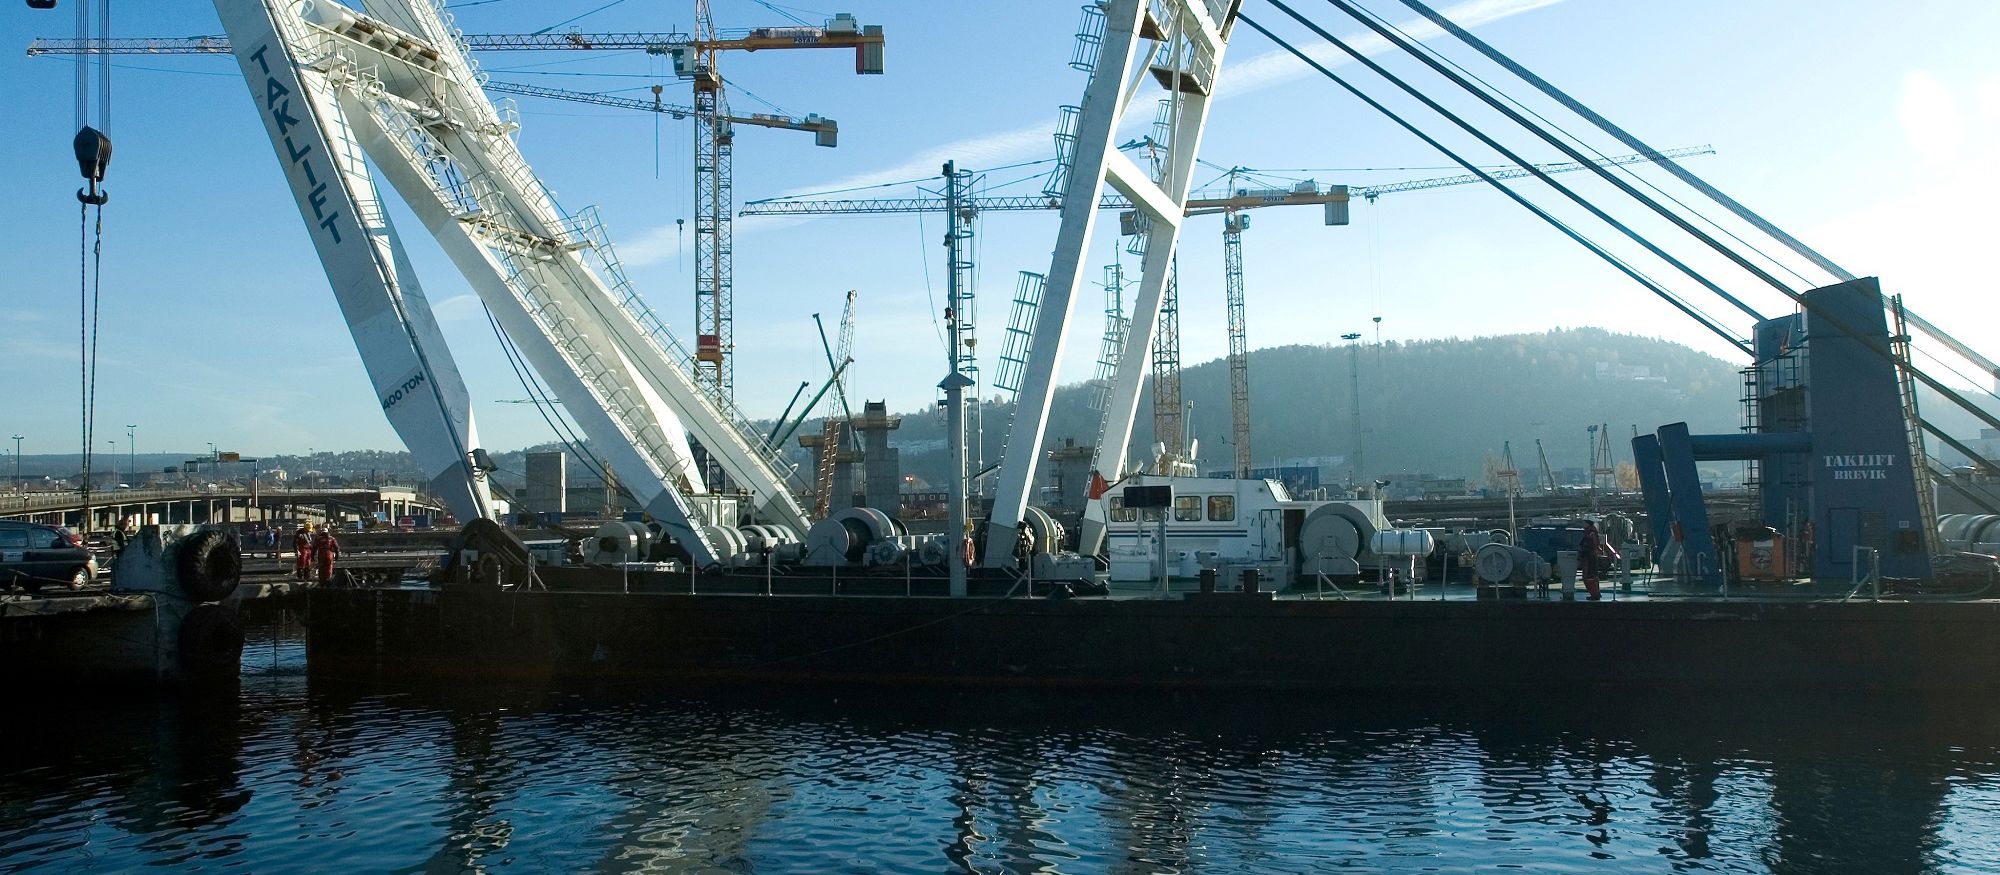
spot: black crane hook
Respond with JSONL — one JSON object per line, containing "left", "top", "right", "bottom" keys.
{"left": 74, "top": 126, "right": 110, "bottom": 205}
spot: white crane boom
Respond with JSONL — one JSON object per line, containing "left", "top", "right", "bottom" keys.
{"left": 213, "top": 0, "right": 811, "bottom": 565}
{"left": 983, "top": 0, "right": 1236, "bottom": 567}
{"left": 208, "top": 0, "right": 496, "bottom": 522}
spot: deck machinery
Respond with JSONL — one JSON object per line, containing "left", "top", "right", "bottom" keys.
{"left": 1634, "top": 279, "right": 1932, "bottom": 587}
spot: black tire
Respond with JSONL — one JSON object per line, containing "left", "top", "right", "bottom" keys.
{"left": 177, "top": 603, "right": 244, "bottom": 674}
{"left": 68, "top": 567, "right": 88, "bottom": 590}
{"left": 176, "top": 530, "right": 241, "bottom": 603}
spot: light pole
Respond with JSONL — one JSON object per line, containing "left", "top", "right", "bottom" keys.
{"left": 8, "top": 435, "right": 19, "bottom": 493}
{"left": 127, "top": 424, "right": 136, "bottom": 488}
{"left": 107, "top": 440, "right": 117, "bottom": 485}
{"left": 1342, "top": 333, "right": 1363, "bottom": 488}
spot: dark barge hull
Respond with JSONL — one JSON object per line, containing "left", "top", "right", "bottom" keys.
{"left": 304, "top": 578, "right": 2000, "bottom": 691}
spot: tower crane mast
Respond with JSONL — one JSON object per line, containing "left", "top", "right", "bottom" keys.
{"left": 1222, "top": 205, "right": 1252, "bottom": 477}
{"left": 680, "top": 3, "right": 885, "bottom": 406}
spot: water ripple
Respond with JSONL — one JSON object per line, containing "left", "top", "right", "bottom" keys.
{"left": 6, "top": 648, "right": 2000, "bottom": 872}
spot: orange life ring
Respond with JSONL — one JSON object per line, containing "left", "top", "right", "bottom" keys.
{"left": 960, "top": 536, "right": 976, "bottom": 567}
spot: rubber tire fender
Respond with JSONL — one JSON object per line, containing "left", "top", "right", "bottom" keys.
{"left": 178, "top": 603, "right": 244, "bottom": 674}
{"left": 176, "top": 530, "right": 242, "bottom": 603}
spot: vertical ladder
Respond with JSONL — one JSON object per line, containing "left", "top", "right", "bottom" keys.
{"left": 812, "top": 419, "right": 844, "bottom": 517}
{"left": 1151, "top": 262, "right": 1183, "bottom": 462}
{"left": 1088, "top": 263, "right": 1127, "bottom": 410}
{"left": 947, "top": 166, "right": 979, "bottom": 385}
{"left": 1740, "top": 363, "right": 1762, "bottom": 492}
{"left": 994, "top": 271, "right": 1045, "bottom": 396}
{"left": 1890, "top": 295, "right": 1938, "bottom": 548}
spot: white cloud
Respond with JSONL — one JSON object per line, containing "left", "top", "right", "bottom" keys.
{"left": 428, "top": 294, "right": 486, "bottom": 323}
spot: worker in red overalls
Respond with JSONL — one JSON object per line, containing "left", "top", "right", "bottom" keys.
{"left": 293, "top": 524, "right": 314, "bottom": 581}
{"left": 1579, "top": 520, "right": 1620, "bottom": 601}
{"left": 314, "top": 524, "right": 341, "bottom": 585}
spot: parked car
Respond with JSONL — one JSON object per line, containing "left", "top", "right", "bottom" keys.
{"left": 0, "top": 521, "right": 97, "bottom": 593}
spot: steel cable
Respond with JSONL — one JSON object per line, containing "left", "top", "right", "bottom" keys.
{"left": 1234, "top": 11, "right": 1747, "bottom": 353}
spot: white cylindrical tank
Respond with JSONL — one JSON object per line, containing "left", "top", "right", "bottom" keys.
{"left": 299, "top": 0, "right": 362, "bottom": 31}
{"left": 1369, "top": 529, "right": 1436, "bottom": 557}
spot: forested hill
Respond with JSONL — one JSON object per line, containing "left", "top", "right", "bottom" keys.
{"left": 882, "top": 327, "right": 1746, "bottom": 485}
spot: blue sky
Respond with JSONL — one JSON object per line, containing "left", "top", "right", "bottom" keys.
{"left": 4, "top": 0, "right": 1998, "bottom": 460}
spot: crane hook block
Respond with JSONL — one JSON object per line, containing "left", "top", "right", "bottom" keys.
{"left": 27, "top": 1, "right": 59, "bottom": 9}
{"left": 73, "top": 126, "right": 111, "bottom": 205}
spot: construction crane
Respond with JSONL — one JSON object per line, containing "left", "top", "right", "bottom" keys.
{"left": 25, "top": 31, "right": 697, "bottom": 55}
{"left": 742, "top": 145, "right": 1714, "bottom": 482}
{"left": 1498, "top": 439, "right": 1523, "bottom": 536}
{"left": 677, "top": 3, "right": 885, "bottom": 406}
{"left": 1535, "top": 438, "right": 1558, "bottom": 494}
{"left": 740, "top": 154, "right": 1349, "bottom": 476}
{"left": 738, "top": 146, "right": 1713, "bottom": 217}
{"left": 30, "top": 15, "right": 887, "bottom": 410}
{"left": 834, "top": 289, "right": 859, "bottom": 406}
{"left": 483, "top": 80, "right": 838, "bottom": 144}
{"left": 1350, "top": 145, "right": 1713, "bottom": 201}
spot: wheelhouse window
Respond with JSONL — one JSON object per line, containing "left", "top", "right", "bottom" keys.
{"left": 1175, "top": 496, "right": 1203, "bottom": 521}
{"left": 1109, "top": 496, "right": 1136, "bottom": 523}
{"left": 1208, "top": 495, "right": 1235, "bottom": 522}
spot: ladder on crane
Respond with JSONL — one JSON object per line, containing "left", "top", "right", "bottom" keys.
{"left": 1087, "top": 264, "right": 1129, "bottom": 411}
{"left": 994, "top": 272, "right": 1047, "bottom": 396}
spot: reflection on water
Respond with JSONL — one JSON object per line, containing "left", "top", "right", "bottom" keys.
{"left": 5, "top": 626, "right": 2000, "bottom": 873}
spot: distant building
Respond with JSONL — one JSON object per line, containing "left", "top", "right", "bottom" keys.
{"left": 524, "top": 451, "right": 567, "bottom": 514}
{"left": 1594, "top": 361, "right": 1663, "bottom": 382}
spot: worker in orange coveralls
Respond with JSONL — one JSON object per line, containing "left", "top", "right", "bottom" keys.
{"left": 293, "top": 524, "right": 315, "bottom": 581}
{"left": 314, "top": 524, "right": 341, "bottom": 585}
{"left": 1579, "top": 520, "right": 1620, "bottom": 602}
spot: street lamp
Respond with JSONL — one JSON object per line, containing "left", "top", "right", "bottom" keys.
{"left": 107, "top": 440, "right": 117, "bottom": 486}
{"left": 127, "top": 424, "right": 136, "bottom": 488}
{"left": 1342, "top": 333, "right": 1364, "bottom": 488}
{"left": 9, "top": 434, "right": 20, "bottom": 492}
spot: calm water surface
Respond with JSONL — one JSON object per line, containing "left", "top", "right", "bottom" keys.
{"left": 5, "top": 627, "right": 2000, "bottom": 873}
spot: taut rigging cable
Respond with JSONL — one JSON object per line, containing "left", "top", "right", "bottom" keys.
{"left": 1233, "top": 11, "right": 1747, "bottom": 353}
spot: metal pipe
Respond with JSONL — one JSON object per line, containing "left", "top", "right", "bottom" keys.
{"left": 770, "top": 360, "right": 850, "bottom": 451}
{"left": 766, "top": 380, "right": 809, "bottom": 447}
